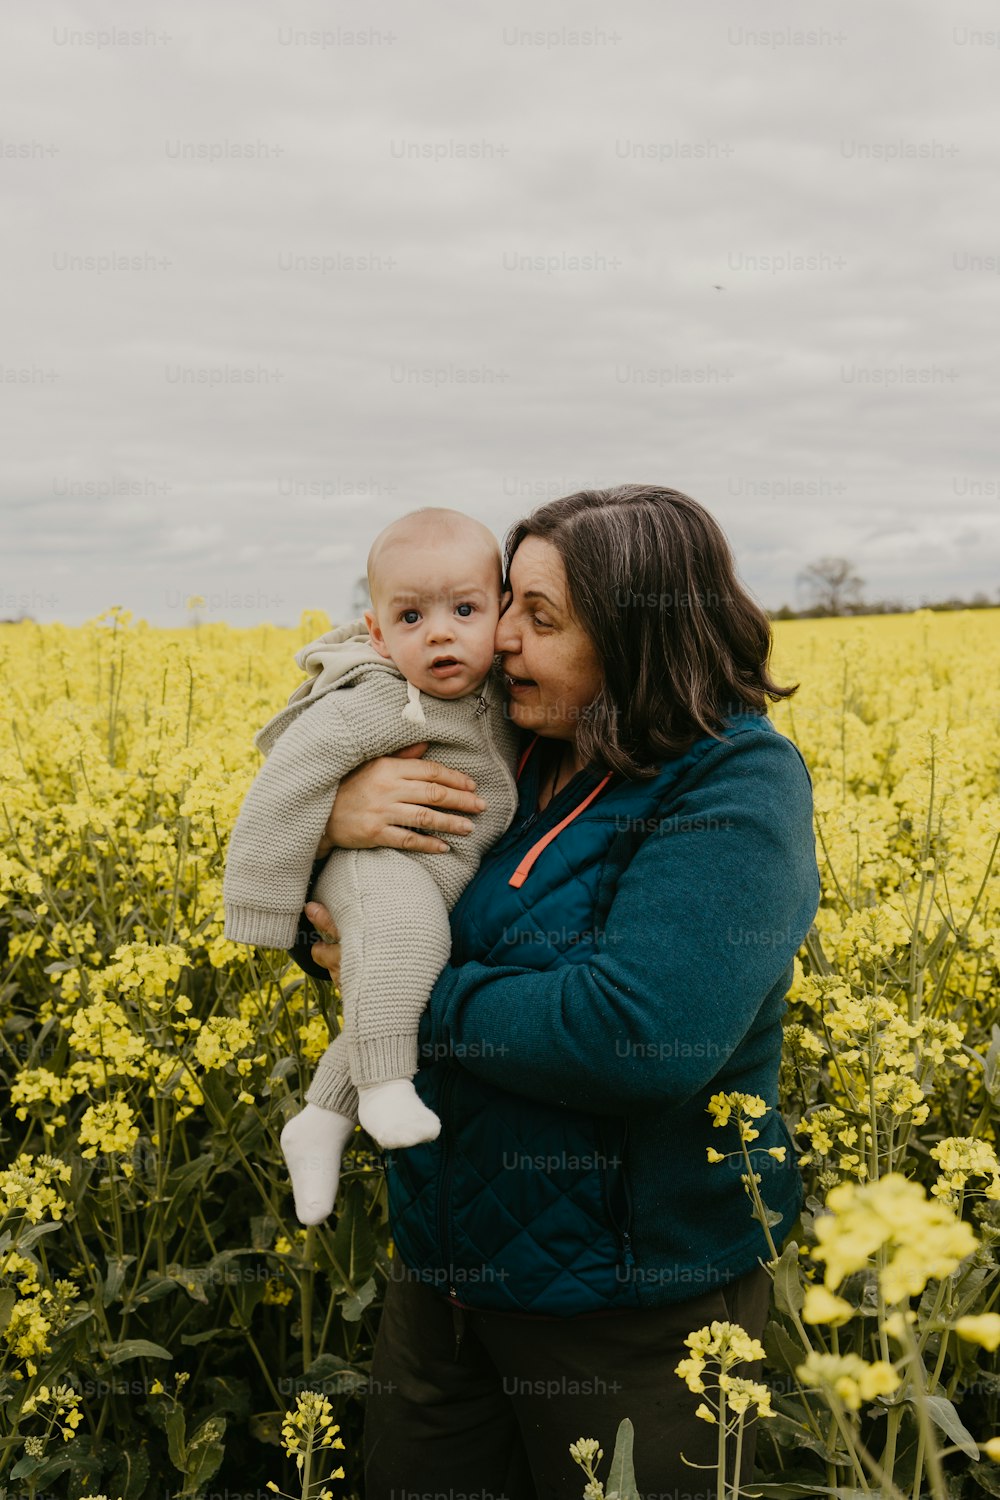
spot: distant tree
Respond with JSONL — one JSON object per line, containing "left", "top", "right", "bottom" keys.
{"left": 798, "top": 557, "right": 866, "bottom": 616}
{"left": 349, "top": 574, "right": 370, "bottom": 619}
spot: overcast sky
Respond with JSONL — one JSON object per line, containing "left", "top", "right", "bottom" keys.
{"left": 3, "top": 0, "right": 999, "bottom": 626}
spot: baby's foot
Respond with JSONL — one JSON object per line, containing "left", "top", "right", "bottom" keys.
{"left": 279, "top": 1104, "right": 357, "bottom": 1225}
{"left": 358, "top": 1079, "right": 441, "bottom": 1149}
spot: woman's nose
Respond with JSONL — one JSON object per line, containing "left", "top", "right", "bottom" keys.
{"left": 494, "top": 610, "right": 519, "bottom": 653}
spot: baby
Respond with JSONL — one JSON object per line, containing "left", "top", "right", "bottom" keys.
{"left": 222, "top": 508, "right": 520, "bottom": 1223}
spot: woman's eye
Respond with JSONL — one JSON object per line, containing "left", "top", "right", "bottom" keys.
{"left": 532, "top": 615, "right": 552, "bottom": 630}
{"left": 401, "top": 610, "right": 420, "bottom": 625}
{"left": 455, "top": 603, "right": 475, "bottom": 617}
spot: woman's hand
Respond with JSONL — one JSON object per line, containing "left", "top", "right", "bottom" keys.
{"left": 303, "top": 901, "right": 341, "bottom": 981}
{"left": 316, "top": 742, "right": 487, "bottom": 857}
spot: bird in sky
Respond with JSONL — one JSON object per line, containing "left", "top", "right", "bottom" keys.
{"left": 712, "top": 284, "right": 726, "bottom": 290}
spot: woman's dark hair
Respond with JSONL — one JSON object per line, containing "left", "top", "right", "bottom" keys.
{"left": 502, "top": 483, "right": 797, "bottom": 779}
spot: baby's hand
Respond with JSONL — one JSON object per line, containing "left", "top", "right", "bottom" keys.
{"left": 304, "top": 902, "right": 340, "bottom": 980}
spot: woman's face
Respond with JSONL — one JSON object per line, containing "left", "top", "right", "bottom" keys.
{"left": 495, "top": 535, "right": 603, "bottom": 744}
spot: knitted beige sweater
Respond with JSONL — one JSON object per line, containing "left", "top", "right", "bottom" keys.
{"left": 222, "top": 619, "right": 520, "bottom": 948}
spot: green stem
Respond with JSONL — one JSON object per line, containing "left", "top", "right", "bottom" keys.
{"left": 717, "top": 1384, "right": 728, "bottom": 1500}
{"left": 900, "top": 1315, "right": 947, "bottom": 1500}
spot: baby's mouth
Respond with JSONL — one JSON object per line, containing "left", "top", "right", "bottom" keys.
{"left": 431, "top": 656, "right": 460, "bottom": 668}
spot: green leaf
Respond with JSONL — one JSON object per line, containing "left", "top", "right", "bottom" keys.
{"left": 604, "top": 1416, "right": 640, "bottom": 1500}
{"left": 161, "top": 1154, "right": 214, "bottom": 1237}
{"left": 772, "top": 1241, "right": 804, "bottom": 1317}
{"left": 107, "top": 1439, "right": 151, "bottom": 1500}
{"left": 181, "top": 1327, "right": 235, "bottom": 1346}
{"left": 130, "top": 1274, "right": 184, "bottom": 1309}
{"left": 250, "top": 1213, "right": 278, "bottom": 1251}
{"left": 9, "top": 1453, "right": 46, "bottom": 1481}
{"left": 250, "top": 1410, "right": 283, "bottom": 1446}
{"left": 105, "top": 1338, "right": 174, "bottom": 1364}
{"left": 181, "top": 1414, "right": 226, "bottom": 1494}
{"left": 201, "top": 1374, "right": 251, "bottom": 1422}
{"left": 983, "top": 1025, "right": 1000, "bottom": 1102}
{"left": 906, "top": 1392, "right": 980, "bottom": 1461}
{"left": 761, "top": 1409, "right": 848, "bottom": 1461}
{"left": 103, "top": 1253, "right": 136, "bottom": 1306}
{"left": 742, "top": 1486, "right": 866, "bottom": 1499}
{"left": 340, "top": 1275, "right": 377, "bottom": 1322}
{"left": 9, "top": 1451, "right": 76, "bottom": 1485}
{"left": 164, "top": 1401, "right": 187, "bottom": 1470}
{"left": 966, "top": 1458, "right": 1000, "bottom": 1496}
{"left": 302, "top": 1351, "right": 356, "bottom": 1381}
{"left": 165, "top": 1263, "right": 210, "bottom": 1305}
{"left": 331, "top": 1180, "right": 377, "bottom": 1287}
{"left": 269, "top": 1055, "right": 300, "bottom": 1081}
{"left": 764, "top": 1317, "right": 808, "bottom": 1379}
{"left": 16, "top": 1220, "right": 63, "bottom": 1251}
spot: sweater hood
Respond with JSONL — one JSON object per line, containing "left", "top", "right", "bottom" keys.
{"left": 288, "top": 617, "right": 389, "bottom": 703}
{"left": 253, "top": 616, "right": 409, "bottom": 756}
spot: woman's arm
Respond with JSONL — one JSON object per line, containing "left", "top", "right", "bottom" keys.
{"left": 422, "top": 732, "right": 821, "bottom": 1115}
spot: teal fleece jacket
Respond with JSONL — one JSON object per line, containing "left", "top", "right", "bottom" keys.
{"left": 293, "top": 709, "right": 821, "bottom": 1315}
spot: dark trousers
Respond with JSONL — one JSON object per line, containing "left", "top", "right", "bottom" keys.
{"left": 363, "top": 1260, "right": 773, "bottom": 1500}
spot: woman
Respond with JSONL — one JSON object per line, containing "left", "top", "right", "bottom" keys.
{"left": 292, "top": 484, "right": 820, "bottom": 1499}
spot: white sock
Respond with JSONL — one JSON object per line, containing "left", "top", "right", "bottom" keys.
{"left": 279, "top": 1103, "right": 357, "bottom": 1225}
{"left": 357, "top": 1078, "right": 441, "bottom": 1149}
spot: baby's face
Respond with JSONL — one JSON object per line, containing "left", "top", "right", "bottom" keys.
{"left": 366, "top": 544, "right": 502, "bottom": 700}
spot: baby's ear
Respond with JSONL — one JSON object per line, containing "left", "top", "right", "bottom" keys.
{"left": 365, "top": 609, "right": 392, "bottom": 659}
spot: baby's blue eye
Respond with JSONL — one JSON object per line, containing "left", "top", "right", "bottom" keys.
{"left": 401, "top": 609, "right": 420, "bottom": 625}
{"left": 456, "top": 603, "right": 475, "bottom": 617}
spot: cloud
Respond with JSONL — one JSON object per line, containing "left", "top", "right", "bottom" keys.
{"left": 2, "top": 0, "right": 999, "bottom": 621}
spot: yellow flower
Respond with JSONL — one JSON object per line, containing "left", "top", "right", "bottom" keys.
{"left": 802, "top": 1285, "right": 855, "bottom": 1327}
{"left": 194, "top": 1016, "right": 256, "bottom": 1071}
{"left": 796, "top": 1351, "right": 900, "bottom": 1411}
{"left": 812, "top": 1173, "right": 978, "bottom": 1302}
{"left": 569, "top": 1438, "right": 602, "bottom": 1464}
{"left": 280, "top": 1392, "right": 345, "bottom": 1473}
{"left": 955, "top": 1314, "right": 1000, "bottom": 1351}
{"left": 982, "top": 1437, "right": 1000, "bottom": 1461}
{"left": 78, "top": 1099, "right": 140, "bottom": 1176}
{"left": 262, "top": 1278, "right": 294, "bottom": 1306}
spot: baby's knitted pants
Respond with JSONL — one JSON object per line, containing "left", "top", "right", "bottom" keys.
{"left": 303, "top": 845, "right": 462, "bottom": 1120}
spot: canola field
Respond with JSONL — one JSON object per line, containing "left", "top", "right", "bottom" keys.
{"left": 1, "top": 606, "right": 998, "bottom": 1500}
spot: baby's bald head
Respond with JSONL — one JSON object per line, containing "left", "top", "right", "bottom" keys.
{"left": 367, "top": 508, "right": 502, "bottom": 607}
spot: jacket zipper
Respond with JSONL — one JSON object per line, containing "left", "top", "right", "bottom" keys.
{"left": 600, "top": 1116, "right": 635, "bottom": 1271}
{"left": 619, "top": 1117, "right": 635, "bottom": 1269}
{"left": 476, "top": 693, "right": 519, "bottom": 812}
{"left": 436, "top": 1065, "right": 459, "bottom": 1301}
